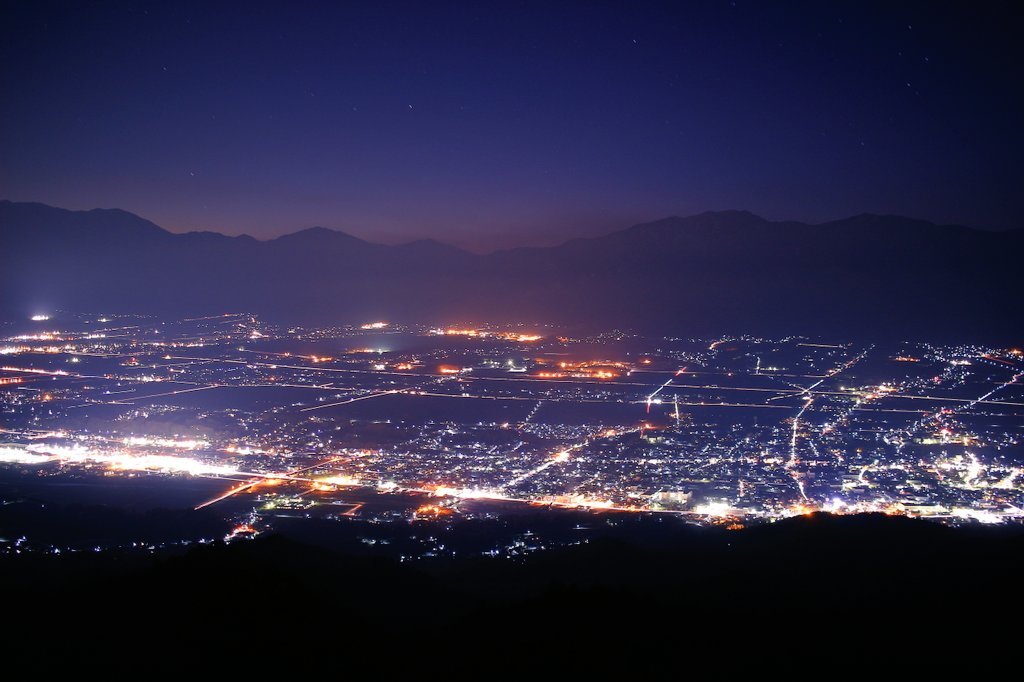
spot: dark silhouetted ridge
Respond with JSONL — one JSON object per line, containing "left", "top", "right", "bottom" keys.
{"left": 2, "top": 512, "right": 1021, "bottom": 673}
{"left": 2, "top": 200, "right": 1021, "bottom": 341}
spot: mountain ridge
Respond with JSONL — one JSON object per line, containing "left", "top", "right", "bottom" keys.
{"left": 1, "top": 200, "right": 1021, "bottom": 341}
{"left": 6, "top": 199, "right": 1016, "bottom": 252}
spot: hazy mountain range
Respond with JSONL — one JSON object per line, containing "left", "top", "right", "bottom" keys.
{"left": 2, "top": 200, "right": 1021, "bottom": 340}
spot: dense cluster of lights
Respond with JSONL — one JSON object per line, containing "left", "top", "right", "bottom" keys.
{"left": 2, "top": 315, "right": 1023, "bottom": 534}
{"left": 0, "top": 443, "right": 242, "bottom": 476}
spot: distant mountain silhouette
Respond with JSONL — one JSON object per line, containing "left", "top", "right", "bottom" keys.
{"left": 2, "top": 200, "right": 1021, "bottom": 340}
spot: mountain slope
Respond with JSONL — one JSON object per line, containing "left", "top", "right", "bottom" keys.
{"left": 1, "top": 200, "right": 1021, "bottom": 340}
{"left": 4, "top": 513, "right": 1023, "bottom": 673}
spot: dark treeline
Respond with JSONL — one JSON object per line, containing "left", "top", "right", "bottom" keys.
{"left": 3, "top": 512, "right": 1021, "bottom": 674}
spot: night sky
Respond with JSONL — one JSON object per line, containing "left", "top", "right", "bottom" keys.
{"left": 2, "top": 1, "right": 1021, "bottom": 251}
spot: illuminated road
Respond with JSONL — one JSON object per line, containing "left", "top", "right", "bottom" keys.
{"left": 122, "top": 384, "right": 221, "bottom": 403}
{"left": 21, "top": 351, "right": 1011, "bottom": 412}
{"left": 194, "top": 456, "right": 343, "bottom": 509}
{"left": 194, "top": 480, "right": 263, "bottom": 510}
{"left": 787, "top": 397, "right": 813, "bottom": 500}
{"left": 503, "top": 425, "right": 642, "bottom": 491}
{"left": 784, "top": 349, "right": 867, "bottom": 501}
{"left": 299, "top": 389, "right": 400, "bottom": 412}
{"left": 645, "top": 370, "right": 683, "bottom": 413}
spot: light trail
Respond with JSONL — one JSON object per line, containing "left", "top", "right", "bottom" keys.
{"left": 897, "top": 363, "right": 1024, "bottom": 454}
{"left": 644, "top": 366, "right": 694, "bottom": 413}
{"left": 502, "top": 425, "right": 642, "bottom": 491}
{"left": 148, "top": 353, "right": 1024, "bottom": 409}
{"left": 520, "top": 400, "right": 544, "bottom": 428}
{"left": 194, "top": 480, "right": 262, "bottom": 509}
{"left": 194, "top": 456, "right": 344, "bottom": 509}
{"left": 646, "top": 372, "right": 679, "bottom": 413}
{"left": 181, "top": 313, "right": 247, "bottom": 322}
{"left": 629, "top": 368, "right": 830, "bottom": 379}
{"left": 503, "top": 449, "right": 575, "bottom": 490}
{"left": 299, "top": 389, "right": 400, "bottom": 412}
{"left": 2, "top": 355, "right": 831, "bottom": 412}
{"left": 378, "top": 387, "right": 792, "bottom": 409}
{"left": 961, "top": 371, "right": 1024, "bottom": 411}
{"left": 642, "top": 400, "right": 790, "bottom": 409}
{"left": 783, "top": 348, "right": 867, "bottom": 501}
{"left": 787, "top": 397, "right": 813, "bottom": 500}
{"left": 869, "top": 393, "right": 1024, "bottom": 408}
{"left": 122, "top": 384, "right": 220, "bottom": 403}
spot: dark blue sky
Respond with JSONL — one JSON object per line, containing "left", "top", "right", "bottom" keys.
{"left": 2, "top": 1, "right": 1021, "bottom": 250}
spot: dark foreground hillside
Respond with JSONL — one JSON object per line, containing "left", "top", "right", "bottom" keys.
{"left": 3, "top": 513, "right": 1021, "bottom": 675}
